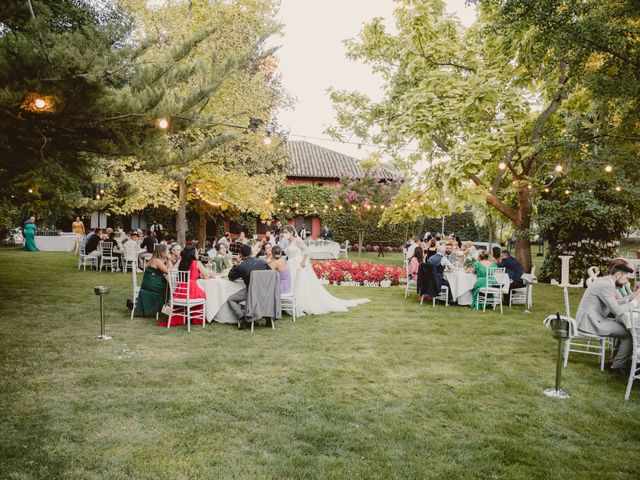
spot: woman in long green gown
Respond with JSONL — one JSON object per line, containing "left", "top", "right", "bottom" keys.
{"left": 134, "top": 244, "right": 169, "bottom": 317}
{"left": 471, "top": 251, "right": 497, "bottom": 309}
{"left": 23, "top": 217, "right": 39, "bottom": 252}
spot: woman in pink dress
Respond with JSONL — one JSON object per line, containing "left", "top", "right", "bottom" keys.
{"left": 160, "top": 245, "right": 208, "bottom": 327}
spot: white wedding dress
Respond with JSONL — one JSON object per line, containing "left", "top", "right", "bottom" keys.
{"left": 286, "top": 238, "right": 370, "bottom": 315}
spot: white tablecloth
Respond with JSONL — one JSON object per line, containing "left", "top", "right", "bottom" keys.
{"left": 444, "top": 270, "right": 510, "bottom": 306}
{"left": 197, "top": 277, "right": 245, "bottom": 323}
{"left": 307, "top": 241, "right": 340, "bottom": 260}
{"left": 34, "top": 235, "right": 77, "bottom": 252}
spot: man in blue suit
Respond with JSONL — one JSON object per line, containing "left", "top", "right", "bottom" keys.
{"left": 498, "top": 250, "right": 524, "bottom": 290}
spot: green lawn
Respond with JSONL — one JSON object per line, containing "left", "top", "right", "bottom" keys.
{"left": 1, "top": 250, "right": 639, "bottom": 479}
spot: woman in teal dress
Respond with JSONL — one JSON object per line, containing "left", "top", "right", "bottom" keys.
{"left": 23, "top": 217, "right": 39, "bottom": 252}
{"left": 134, "top": 244, "right": 169, "bottom": 317}
{"left": 471, "top": 251, "right": 497, "bottom": 309}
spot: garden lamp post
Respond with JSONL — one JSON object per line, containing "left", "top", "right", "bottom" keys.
{"left": 94, "top": 286, "right": 112, "bottom": 340}
{"left": 543, "top": 312, "right": 571, "bottom": 399}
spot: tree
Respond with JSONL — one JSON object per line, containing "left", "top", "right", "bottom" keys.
{"left": 333, "top": 166, "right": 400, "bottom": 253}
{"left": 327, "top": 0, "right": 640, "bottom": 272}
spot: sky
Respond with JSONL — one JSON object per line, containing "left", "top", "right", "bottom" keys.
{"left": 272, "top": 0, "right": 477, "bottom": 159}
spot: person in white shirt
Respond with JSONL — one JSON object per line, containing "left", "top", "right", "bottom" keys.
{"left": 463, "top": 240, "right": 478, "bottom": 260}
{"left": 406, "top": 236, "right": 420, "bottom": 260}
{"left": 217, "top": 232, "right": 230, "bottom": 249}
{"left": 298, "top": 225, "right": 308, "bottom": 240}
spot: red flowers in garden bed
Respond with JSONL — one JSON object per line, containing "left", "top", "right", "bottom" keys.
{"left": 312, "top": 260, "right": 405, "bottom": 285}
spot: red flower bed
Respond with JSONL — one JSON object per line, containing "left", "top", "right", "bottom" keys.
{"left": 312, "top": 260, "right": 405, "bottom": 286}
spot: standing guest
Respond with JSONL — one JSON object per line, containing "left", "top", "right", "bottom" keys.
{"left": 265, "top": 231, "right": 276, "bottom": 246}
{"left": 134, "top": 244, "right": 170, "bottom": 317}
{"left": 471, "top": 251, "right": 497, "bottom": 310}
{"left": 71, "top": 216, "right": 85, "bottom": 252}
{"left": 162, "top": 245, "right": 208, "bottom": 327}
{"left": 575, "top": 262, "right": 639, "bottom": 374}
{"left": 409, "top": 246, "right": 424, "bottom": 280}
{"left": 237, "top": 232, "right": 247, "bottom": 244}
{"left": 320, "top": 225, "right": 333, "bottom": 241}
{"left": 406, "top": 235, "right": 420, "bottom": 260}
{"left": 497, "top": 250, "right": 524, "bottom": 290}
{"left": 462, "top": 240, "right": 478, "bottom": 261}
{"left": 217, "top": 232, "right": 231, "bottom": 249}
{"left": 226, "top": 244, "right": 271, "bottom": 324}
{"left": 454, "top": 235, "right": 462, "bottom": 250}
{"left": 269, "top": 245, "right": 292, "bottom": 294}
{"left": 272, "top": 220, "right": 283, "bottom": 237}
{"left": 299, "top": 224, "right": 308, "bottom": 240}
{"left": 23, "top": 216, "right": 38, "bottom": 252}
{"left": 150, "top": 220, "right": 164, "bottom": 242}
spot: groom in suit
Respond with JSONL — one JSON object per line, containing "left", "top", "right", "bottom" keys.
{"left": 226, "top": 244, "right": 271, "bottom": 326}
{"left": 575, "top": 261, "right": 639, "bottom": 373}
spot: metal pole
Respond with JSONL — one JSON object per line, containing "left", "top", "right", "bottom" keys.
{"left": 544, "top": 313, "right": 570, "bottom": 399}
{"left": 94, "top": 286, "right": 112, "bottom": 340}
{"left": 100, "top": 295, "right": 105, "bottom": 337}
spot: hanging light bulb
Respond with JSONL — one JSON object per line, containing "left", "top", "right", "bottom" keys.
{"left": 555, "top": 165, "right": 563, "bottom": 173}
{"left": 28, "top": 188, "right": 33, "bottom": 193}
{"left": 564, "top": 189, "right": 570, "bottom": 195}
{"left": 96, "top": 194, "right": 101, "bottom": 200}
{"left": 157, "top": 118, "right": 169, "bottom": 129}
{"left": 263, "top": 132, "right": 273, "bottom": 145}
{"left": 34, "top": 98, "right": 46, "bottom": 109}
{"left": 604, "top": 165, "right": 613, "bottom": 173}
{"left": 615, "top": 186, "right": 621, "bottom": 192}
{"left": 543, "top": 187, "right": 550, "bottom": 193}
{"left": 498, "top": 162, "right": 507, "bottom": 170}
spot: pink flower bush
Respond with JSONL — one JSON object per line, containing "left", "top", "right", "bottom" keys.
{"left": 312, "top": 260, "right": 405, "bottom": 286}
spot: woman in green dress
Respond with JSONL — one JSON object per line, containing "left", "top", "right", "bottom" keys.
{"left": 471, "top": 250, "right": 497, "bottom": 310}
{"left": 134, "top": 244, "right": 169, "bottom": 317}
{"left": 212, "top": 244, "right": 230, "bottom": 273}
{"left": 23, "top": 217, "right": 39, "bottom": 252}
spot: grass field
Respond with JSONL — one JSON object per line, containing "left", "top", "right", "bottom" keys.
{"left": 1, "top": 249, "right": 639, "bottom": 479}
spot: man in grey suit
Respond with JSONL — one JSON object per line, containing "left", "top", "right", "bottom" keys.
{"left": 575, "top": 262, "right": 639, "bottom": 373}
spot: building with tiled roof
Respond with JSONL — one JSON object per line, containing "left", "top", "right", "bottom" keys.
{"left": 285, "top": 140, "right": 397, "bottom": 186}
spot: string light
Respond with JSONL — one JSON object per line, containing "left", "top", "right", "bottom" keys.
{"left": 555, "top": 165, "right": 563, "bottom": 173}
{"left": 564, "top": 189, "right": 570, "bottom": 195}
{"left": 604, "top": 165, "right": 613, "bottom": 173}
{"left": 263, "top": 132, "right": 273, "bottom": 145}
{"left": 498, "top": 162, "right": 507, "bottom": 170}
{"left": 615, "top": 186, "right": 621, "bottom": 192}
{"left": 96, "top": 194, "right": 101, "bottom": 200}
{"left": 34, "top": 98, "right": 46, "bottom": 109}
{"left": 543, "top": 187, "right": 550, "bottom": 193}
{"left": 28, "top": 188, "right": 33, "bottom": 193}
{"left": 157, "top": 118, "right": 169, "bottom": 129}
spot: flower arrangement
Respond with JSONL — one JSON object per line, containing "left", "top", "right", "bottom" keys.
{"left": 312, "top": 260, "right": 405, "bottom": 286}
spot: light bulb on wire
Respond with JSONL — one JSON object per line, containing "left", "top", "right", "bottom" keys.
{"left": 555, "top": 165, "right": 563, "bottom": 173}
{"left": 604, "top": 165, "right": 613, "bottom": 173}
{"left": 34, "top": 98, "right": 46, "bottom": 109}
{"left": 498, "top": 162, "right": 506, "bottom": 170}
{"left": 263, "top": 132, "right": 273, "bottom": 145}
{"left": 157, "top": 118, "right": 169, "bottom": 129}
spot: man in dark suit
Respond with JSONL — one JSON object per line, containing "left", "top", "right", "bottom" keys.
{"left": 226, "top": 244, "right": 271, "bottom": 323}
{"left": 498, "top": 250, "right": 524, "bottom": 290}
{"left": 299, "top": 224, "right": 308, "bottom": 240}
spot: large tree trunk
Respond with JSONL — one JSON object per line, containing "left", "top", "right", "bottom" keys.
{"left": 176, "top": 181, "right": 187, "bottom": 247}
{"left": 198, "top": 206, "right": 207, "bottom": 249}
{"left": 515, "top": 235, "right": 532, "bottom": 273}
{"left": 514, "top": 186, "right": 533, "bottom": 273}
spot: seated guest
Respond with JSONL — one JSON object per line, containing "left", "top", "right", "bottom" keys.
{"left": 138, "top": 230, "right": 157, "bottom": 268}
{"left": 471, "top": 251, "right": 497, "bottom": 310}
{"left": 212, "top": 244, "right": 230, "bottom": 272}
{"left": 84, "top": 228, "right": 101, "bottom": 256}
{"left": 162, "top": 245, "right": 208, "bottom": 327}
{"left": 168, "top": 243, "right": 182, "bottom": 270}
{"left": 102, "top": 232, "right": 122, "bottom": 262}
{"left": 257, "top": 241, "right": 273, "bottom": 261}
{"left": 226, "top": 244, "right": 271, "bottom": 323}
{"left": 575, "top": 262, "right": 639, "bottom": 374}
{"left": 237, "top": 231, "right": 247, "bottom": 244}
{"left": 497, "top": 250, "right": 524, "bottom": 290}
{"left": 427, "top": 245, "right": 451, "bottom": 296}
{"left": 409, "top": 246, "right": 424, "bottom": 280}
{"left": 269, "top": 245, "right": 292, "bottom": 294}
{"left": 406, "top": 236, "right": 420, "bottom": 260}
{"left": 134, "top": 245, "right": 170, "bottom": 317}
{"left": 492, "top": 246, "right": 501, "bottom": 264}
{"left": 425, "top": 239, "right": 437, "bottom": 259}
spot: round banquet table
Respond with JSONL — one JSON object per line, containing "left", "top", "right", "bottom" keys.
{"left": 444, "top": 270, "right": 510, "bottom": 306}
{"left": 34, "top": 234, "right": 77, "bottom": 252}
{"left": 197, "top": 277, "right": 245, "bottom": 324}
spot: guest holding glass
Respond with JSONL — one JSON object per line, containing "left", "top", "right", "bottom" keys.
{"left": 23, "top": 216, "right": 38, "bottom": 252}
{"left": 134, "top": 244, "right": 170, "bottom": 317}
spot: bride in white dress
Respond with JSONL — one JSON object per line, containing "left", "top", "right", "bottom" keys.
{"left": 282, "top": 225, "right": 369, "bottom": 315}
